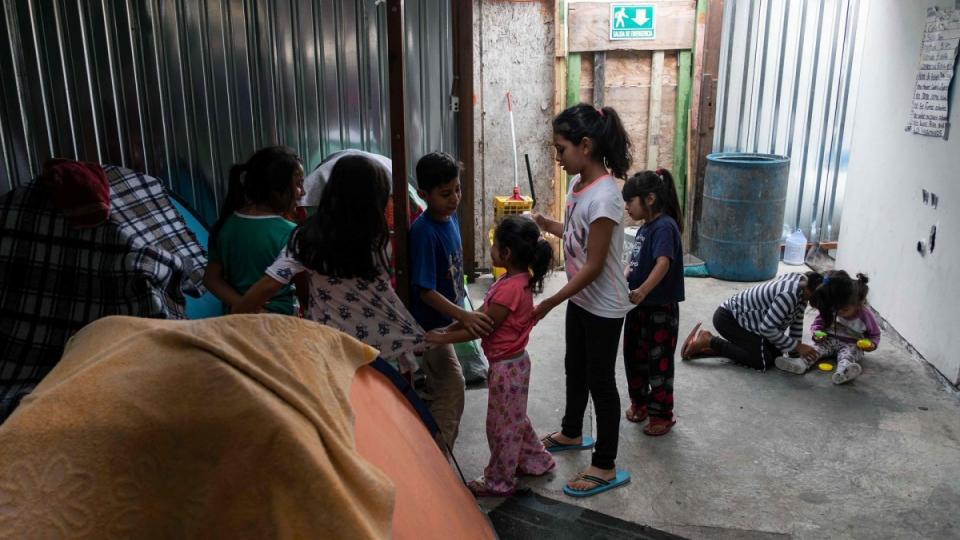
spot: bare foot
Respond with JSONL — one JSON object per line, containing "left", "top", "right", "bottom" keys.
{"left": 566, "top": 465, "right": 616, "bottom": 491}
{"left": 542, "top": 431, "right": 581, "bottom": 447}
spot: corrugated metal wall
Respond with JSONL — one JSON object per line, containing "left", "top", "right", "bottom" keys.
{"left": 0, "top": 0, "right": 455, "bottom": 224}
{"left": 714, "top": 0, "right": 866, "bottom": 244}
{"left": 405, "top": 0, "right": 457, "bottom": 162}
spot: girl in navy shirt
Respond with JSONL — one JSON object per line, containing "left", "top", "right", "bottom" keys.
{"left": 622, "top": 168, "right": 685, "bottom": 436}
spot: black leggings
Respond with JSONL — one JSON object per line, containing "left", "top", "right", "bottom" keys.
{"left": 710, "top": 307, "right": 780, "bottom": 371}
{"left": 561, "top": 301, "right": 624, "bottom": 470}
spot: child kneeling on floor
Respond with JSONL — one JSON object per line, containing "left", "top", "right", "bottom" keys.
{"left": 427, "top": 216, "right": 556, "bottom": 497}
{"left": 776, "top": 271, "right": 879, "bottom": 384}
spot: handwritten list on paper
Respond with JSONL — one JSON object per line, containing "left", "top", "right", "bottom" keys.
{"left": 907, "top": 7, "right": 960, "bottom": 139}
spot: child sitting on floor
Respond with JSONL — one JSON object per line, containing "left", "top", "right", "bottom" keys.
{"left": 427, "top": 216, "right": 556, "bottom": 497}
{"left": 776, "top": 271, "right": 879, "bottom": 384}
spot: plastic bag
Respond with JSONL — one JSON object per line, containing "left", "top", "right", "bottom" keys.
{"left": 453, "top": 282, "right": 488, "bottom": 383}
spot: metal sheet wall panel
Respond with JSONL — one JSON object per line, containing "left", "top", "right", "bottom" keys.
{"left": 713, "top": 0, "right": 865, "bottom": 244}
{"left": 0, "top": 0, "right": 453, "bottom": 225}
{"left": 405, "top": 0, "right": 456, "bottom": 183}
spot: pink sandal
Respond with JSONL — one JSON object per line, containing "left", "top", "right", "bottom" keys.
{"left": 467, "top": 478, "right": 514, "bottom": 498}
{"left": 517, "top": 461, "right": 556, "bottom": 477}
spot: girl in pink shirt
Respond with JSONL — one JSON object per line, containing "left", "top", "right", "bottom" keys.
{"left": 427, "top": 216, "right": 555, "bottom": 496}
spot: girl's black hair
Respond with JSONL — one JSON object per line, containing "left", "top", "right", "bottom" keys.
{"left": 288, "top": 155, "right": 390, "bottom": 280}
{"left": 209, "top": 145, "right": 302, "bottom": 250}
{"left": 808, "top": 270, "right": 870, "bottom": 327}
{"left": 494, "top": 215, "right": 553, "bottom": 294}
{"left": 622, "top": 168, "right": 684, "bottom": 233}
{"left": 553, "top": 103, "right": 632, "bottom": 179}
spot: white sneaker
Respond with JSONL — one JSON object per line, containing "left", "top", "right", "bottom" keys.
{"left": 832, "top": 363, "right": 862, "bottom": 385}
{"left": 775, "top": 355, "right": 810, "bottom": 374}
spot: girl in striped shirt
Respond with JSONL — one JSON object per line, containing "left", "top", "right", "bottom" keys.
{"left": 681, "top": 272, "right": 823, "bottom": 370}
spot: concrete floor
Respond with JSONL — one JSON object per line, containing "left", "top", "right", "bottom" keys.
{"left": 458, "top": 266, "right": 960, "bottom": 540}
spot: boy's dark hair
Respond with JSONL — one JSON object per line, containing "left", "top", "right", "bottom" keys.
{"left": 553, "top": 103, "right": 632, "bottom": 179}
{"left": 415, "top": 151, "right": 462, "bottom": 192}
{"left": 494, "top": 216, "right": 553, "bottom": 294}
{"left": 809, "top": 270, "right": 870, "bottom": 327}
{"left": 210, "top": 145, "right": 302, "bottom": 249}
{"left": 288, "top": 155, "right": 390, "bottom": 281}
{"left": 622, "top": 168, "right": 685, "bottom": 233}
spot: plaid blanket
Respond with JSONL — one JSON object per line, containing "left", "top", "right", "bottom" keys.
{"left": 0, "top": 165, "right": 207, "bottom": 418}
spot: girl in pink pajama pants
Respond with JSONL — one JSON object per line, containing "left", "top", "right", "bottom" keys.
{"left": 427, "top": 216, "right": 555, "bottom": 496}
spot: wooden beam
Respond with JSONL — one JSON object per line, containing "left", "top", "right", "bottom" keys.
{"left": 555, "top": 0, "right": 570, "bottom": 266}
{"left": 569, "top": 1, "right": 696, "bottom": 53}
{"left": 452, "top": 0, "right": 475, "bottom": 281}
{"left": 555, "top": 0, "right": 568, "bottom": 58}
{"left": 387, "top": 0, "right": 410, "bottom": 304}
{"left": 672, "top": 50, "right": 692, "bottom": 208}
{"left": 566, "top": 53, "right": 581, "bottom": 107}
{"left": 686, "top": 0, "right": 724, "bottom": 253}
{"left": 593, "top": 52, "right": 605, "bottom": 107}
{"left": 647, "top": 50, "right": 664, "bottom": 170}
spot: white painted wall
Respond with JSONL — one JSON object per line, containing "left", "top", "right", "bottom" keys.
{"left": 837, "top": 0, "right": 960, "bottom": 384}
{"left": 473, "top": 0, "right": 557, "bottom": 269}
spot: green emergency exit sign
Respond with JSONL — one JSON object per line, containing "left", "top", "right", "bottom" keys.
{"left": 610, "top": 4, "right": 655, "bottom": 40}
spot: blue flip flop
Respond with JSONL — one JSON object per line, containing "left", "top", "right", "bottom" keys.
{"left": 563, "top": 470, "right": 631, "bottom": 498}
{"left": 542, "top": 433, "right": 596, "bottom": 453}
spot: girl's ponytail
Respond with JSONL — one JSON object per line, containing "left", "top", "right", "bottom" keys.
{"left": 529, "top": 237, "right": 554, "bottom": 294}
{"left": 854, "top": 273, "right": 870, "bottom": 303}
{"left": 598, "top": 106, "right": 632, "bottom": 179}
{"left": 209, "top": 164, "right": 248, "bottom": 250}
{"left": 657, "top": 168, "right": 684, "bottom": 232}
{"left": 493, "top": 216, "right": 553, "bottom": 293}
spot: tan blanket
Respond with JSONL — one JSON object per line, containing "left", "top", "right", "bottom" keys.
{"left": 0, "top": 315, "right": 394, "bottom": 539}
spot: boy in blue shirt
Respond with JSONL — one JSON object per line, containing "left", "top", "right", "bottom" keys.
{"left": 409, "top": 152, "right": 493, "bottom": 449}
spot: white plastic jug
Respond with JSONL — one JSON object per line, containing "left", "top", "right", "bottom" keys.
{"left": 783, "top": 228, "right": 807, "bottom": 265}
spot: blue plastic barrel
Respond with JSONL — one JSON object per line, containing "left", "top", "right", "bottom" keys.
{"left": 698, "top": 153, "right": 790, "bottom": 281}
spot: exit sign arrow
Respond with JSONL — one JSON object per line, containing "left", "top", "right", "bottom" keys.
{"left": 631, "top": 8, "right": 649, "bottom": 27}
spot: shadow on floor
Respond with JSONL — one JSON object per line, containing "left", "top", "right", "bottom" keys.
{"left": 489, "top": 490, "right": 684, "bottom": 540}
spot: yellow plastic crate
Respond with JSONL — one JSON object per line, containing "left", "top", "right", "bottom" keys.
{"left": 493, "top": 195, "right": 533, "bottom": 224}
{"left": 489, "top": 228, "right": 506, "bottom": 279}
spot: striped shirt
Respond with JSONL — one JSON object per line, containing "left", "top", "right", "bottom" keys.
{"left": 721, "top": 273, "right": 807, "bottom": 352}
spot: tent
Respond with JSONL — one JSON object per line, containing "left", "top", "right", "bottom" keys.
{"left": 167, "top": 190, "right": 224, "bottom": 320}
{"left": 0, "top": 315, "right": 494, "bottom": 538}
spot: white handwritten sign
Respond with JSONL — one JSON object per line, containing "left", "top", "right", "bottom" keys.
{"left": 906, "top": 7, "right": 960, "bottom": 139}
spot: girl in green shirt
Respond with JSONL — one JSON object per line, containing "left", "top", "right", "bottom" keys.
{"left": 204, "top": 146, "right": 306, "bottom": 315}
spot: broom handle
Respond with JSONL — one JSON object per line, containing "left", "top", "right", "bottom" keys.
{"left": 507, "top": 91, "right": 519, "bottom": 189}
{"left": 525, "top": 153, "right": 536, "bottom": 208}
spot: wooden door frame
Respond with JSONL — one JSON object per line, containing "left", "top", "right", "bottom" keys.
{"left": 686, "top": 0, "right": 724, "bottom": 253}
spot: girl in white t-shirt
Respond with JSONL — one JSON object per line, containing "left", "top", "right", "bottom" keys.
{"left": 532, "top": 103, "right": 634, "bottom": 498}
